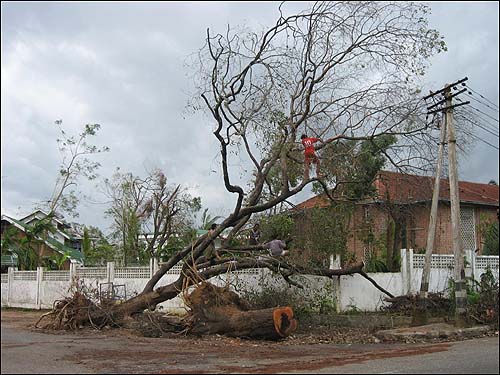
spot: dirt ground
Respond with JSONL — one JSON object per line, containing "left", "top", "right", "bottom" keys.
{"left": 1, "top": 308, "right": 495, "bottom": 374}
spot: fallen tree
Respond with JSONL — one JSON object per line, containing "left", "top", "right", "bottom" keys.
{"left": 37, "top": 1, "right": 445, "bottom": 338}
{"left": 183, "top": 282, "right": 297, "bottom": 339}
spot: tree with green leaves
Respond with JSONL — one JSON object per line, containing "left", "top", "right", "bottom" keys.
{"left": 199, "top": 208, "right": 223, "bottom": 230}
{"left": 104, "top": 168, "right": 201, "bottom": 265}
{"left": 3, "top": 121, "right": 110, "bottom": 270}
{"left": 45, "top": 120, "right": 110, "bottom": 218}
{"left": 483, "top": 222, "right": 499, "bottom": 256}
{"left": 80, "top": 226, "right": 116, "bottom": 266}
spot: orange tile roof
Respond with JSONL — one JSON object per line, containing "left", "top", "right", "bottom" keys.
{"left": 295, "top": 170, "right": 499, "bottom": 210}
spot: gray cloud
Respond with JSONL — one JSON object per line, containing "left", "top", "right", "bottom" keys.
{"left": 2, "top": 1, "right": 498, "bottom": 231}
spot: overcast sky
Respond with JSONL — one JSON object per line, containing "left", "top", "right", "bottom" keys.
{"left": 1, "top": 1, "right": 499, "bottom": 233}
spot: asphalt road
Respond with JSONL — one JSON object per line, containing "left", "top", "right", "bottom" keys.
{"left": 293, "top": 336, "right": 499, "bottom": 374}
{"left": 1, "top": 319, "right": 498, "bottom": 374}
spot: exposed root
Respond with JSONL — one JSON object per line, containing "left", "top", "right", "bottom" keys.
{"left": 35, "top": 280, "right": 122, "bottom": 330}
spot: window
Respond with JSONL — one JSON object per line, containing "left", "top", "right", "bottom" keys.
{"left": 460, "top": 207, "right": 476, "bottom": 252}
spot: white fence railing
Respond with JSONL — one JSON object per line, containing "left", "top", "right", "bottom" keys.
{"left": 76, "top": 267, "right": 107, "bottom": 279}
{"left": 2, "top": 251, "right": 498, "bottom": 311}
{"left": 115, "top": 267, "right": 150, "bottom": 279}
{"left": 42, "top": 271, "right": 70, "bottom": 282}
{"left": 412, "top": 254, "right": 455, "bottom": 269}
{"left": 475, "top": 255, "right": 499, "bottom": 270}
{"left": 13, "top": 271, "right": 37, "bottom": 281}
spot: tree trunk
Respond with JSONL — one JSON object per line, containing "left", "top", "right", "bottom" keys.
{"left": 187, "top": 305, "right": 297, "bottom": 340}
{"left": 184, "top": 282, "right": 297, "bottom": 340}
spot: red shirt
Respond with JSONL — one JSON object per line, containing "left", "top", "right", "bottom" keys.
{"left": 301, "top": 137, "right": 320, "bottom": 155}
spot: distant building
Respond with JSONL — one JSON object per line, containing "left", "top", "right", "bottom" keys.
{"left": 1, "top": 210, "right": 85, "bottom": 271}
{"left": 294, "top": 170, "right": 499, "bottom": 264}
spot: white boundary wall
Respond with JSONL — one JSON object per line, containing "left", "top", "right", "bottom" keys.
{"left": 1, "top": 250, "right": 498, "bottom": 312}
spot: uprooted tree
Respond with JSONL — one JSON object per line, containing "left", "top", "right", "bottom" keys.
{"left": 38, "top": 1, "right": 448, "bottom": 339}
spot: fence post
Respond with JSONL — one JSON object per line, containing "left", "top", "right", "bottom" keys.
{"left": 107, "top": 262, "right": 115, "bottom": 283}
{"left": 154, "top": 257, "right": 159, "bottom": 275}
{"left": 150, "top": 258, "right": 154, "bottom": 278}
{"left": 330, "top": 254, "right": 341, "bottom": 269}
{"left": 400, "top": 249, "right": 407, "bottom": 294}
{"left": 69, "top": 262, "right": 76, "bottom": 283}
{"left": 36, "top": 266, "right": 44, "bottom": 309}
{"left": 464, "top": 249, "right": 474, "bottom": 280}
{"left": 7, "top": 267, "right": 14, "bottom": 306}
{"left": 401, "top": 249, "right": 413, "bottom": 295}
{"left": 330, "top": 254, "right": 342, "bottom": 313}
{"left": 408, "top": 249, "right": 414, "bottom": 294}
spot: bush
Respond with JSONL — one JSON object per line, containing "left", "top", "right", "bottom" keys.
{"left": 235, "top": 273, "right": 337, "bottom": 320}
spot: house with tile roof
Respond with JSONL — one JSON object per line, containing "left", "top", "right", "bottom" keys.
{"left": 293, "top": 170, "right": 499, "bottom": 266}
{"left": 1, "top": 210, "right": 85, "bottom": 271}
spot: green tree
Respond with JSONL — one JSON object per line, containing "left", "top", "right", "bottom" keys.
{"left": 104, "top": 169, "right": 200, "bottom": 265}
{"left": 81, "top": 226, "right": 116, "bottom": 266}
{"left": 199, "top": 208, "right": 223, "bottom": 230}
{"left": 483, "top": 222, "right": 499, "bottom": 255}
{"left": 45, "top": 120, "right": 109, "bottom": 218}
{"left": 314, "top": 135, "right": 397, "bottom": 199}
{"left": 45, "top": 250, "right": 72, "bottom": 271}
{"left": 260, "top": 214, "right": 295, "bottom": 243}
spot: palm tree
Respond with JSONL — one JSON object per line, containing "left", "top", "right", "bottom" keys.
{"left": 200, "top": 208, "right": 222, "bottom": 230}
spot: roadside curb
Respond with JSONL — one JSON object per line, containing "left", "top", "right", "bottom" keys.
{"left": 374, "top": 323, "right": 495, "bottom": 341}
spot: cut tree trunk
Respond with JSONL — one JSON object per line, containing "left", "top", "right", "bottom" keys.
{"left": 184, "top": 282, "right": 297, "bottom": 340}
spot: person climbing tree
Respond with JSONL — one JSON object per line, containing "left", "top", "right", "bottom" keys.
{"left": 265, "top": 239, "right": 289, "bottom": 257}
{"left": 205, "top": 223, "right": 222, "bottom": 262}
{"left": 248, "top": 223, "right": 261, "bottom": 245}
{"left": 301, "top": 134, "right": 323, "bottom": 180}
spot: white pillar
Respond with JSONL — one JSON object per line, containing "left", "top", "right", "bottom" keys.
{"left": 150, "top": 258, "right": 154, "bottom": 278}
{"left": 7, "top": 267, "right": 15, "bottom": 306}
{"left": 69, "top": 262, "right": 77, "bottom": 283}
{"left": 329, "top": 254, "right": 341, "bottom": 269}
{"left": 154, "top": 257, "right": 159, "bottom": 274}
{"left": 36, "top": 267, "right": 44, "bottom": 309}
{"left": 401, "top": 249, "right": 413, "bottom": 295}
{"left": 334, "top": 275, "right": 342, "bottom": 313}
{"left": 107, "top": 262, "right": 115, "bottom": 283}
{"left": 329, "top": 254, "right": 342, "bottom": 312}
{"left": 464, "top": 249, "right": 474, "bottom": 279}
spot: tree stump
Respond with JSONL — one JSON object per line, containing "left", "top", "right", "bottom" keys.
{"left": 184, "top": 282, "right": 297, "bottom": 340}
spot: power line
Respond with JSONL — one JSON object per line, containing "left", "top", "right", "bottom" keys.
{"left": 473, "top": 122, "right": 499, "bottom": 138}
{"left": 463, "top": 91, "right": 499, "bottom": 114}
{"left": 467, "top": 132, "right": 499, "bottom": 150}
{"left": 468, "top": 105, "right": 499, "bottom": 123}
{"left": 456, "top": 113, "right": 499, "bottom": 137}
{"left": 456, "top": 104, "right": 498, "bottom": 128}
{"left": 455, "top": 108, "right": 499, "bottom": 135}
{"left": 463, "top": 84, "right": 500, "bottom": 110}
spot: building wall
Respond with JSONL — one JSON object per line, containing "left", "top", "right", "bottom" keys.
{"left": 344, "top": 202, "right": 498, "bottom": 262}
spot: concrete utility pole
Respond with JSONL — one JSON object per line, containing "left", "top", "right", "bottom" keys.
{"left": 419, "top": 117, "right": 447, "bottom": 299}
{"left": 444, "top": 84, "right": 467, "bottom": 327}
{"left": 422, "top": 77, "right": 470, "bottom": 327}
